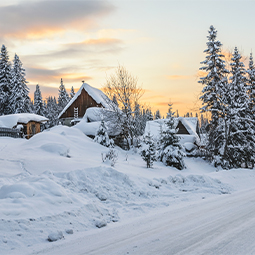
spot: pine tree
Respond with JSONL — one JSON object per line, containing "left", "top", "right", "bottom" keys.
{"left": 141, "top": 132, "right": 157, "bottom": 168}
{"left": 94, "top": 120, "right": 114, "bottom": 147}
{"left": 34, "top": 84, "right": 45, "bottom": 116}
{"left": 159, "top": 104, "right": 185, "bottom": 170}
{"left": 0, "top": 45, "right": 12, "bottom": 115}
{"left": 9, "top": 54, "right": 31, "bottom": 114}
{"left": 225, "top": 47, "right": 255, "bottom": 168}
{"left": 58, "top": 78, "right": 70, "bottom": 113}
{"left": 70, "top": 86, "right": 75, "bottom": 99}
{"left": 199, "top": 25, "right": 229, "bottom": 165}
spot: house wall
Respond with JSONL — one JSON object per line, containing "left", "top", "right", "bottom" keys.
{"left": 19, "top": 121, "right": 41, "bottom": 139}
{"left": 60, "top": 89, "right": 103, "bottom": 119}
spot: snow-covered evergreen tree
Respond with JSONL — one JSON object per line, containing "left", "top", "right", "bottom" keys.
{"left": 58, "top": 78, "right": 70, "bottom": 113}
{"left": 45, "top": 96, "right": 58, "bottom": 127}
{"left": 94, "top": 120, "right": 114, "bottom": 147}
{"left": 199, "top": 25, "right": 229, "bottom": 165}
{"left": 9, "top": 54, "right": 31, "bottom": 113}
{"left": 0, "top": 45, "right": 12, "bottom": 115}
{"left": 34, "top": 84, "right": 45, "bottom": 116}
{"left": 145, "top": 108, "right": 153, "bottom": 121}
{"left": 70, "top": 86, "right": 75, "bottom": 99}
{"left": 225, "top": 47, "right": 255, "bottom": 168}
{"left": 154, "top": 110, "right": 161, "bottom": 119}
{"left": 159, "top": 104, "right": 185, "bottom": 170}
{"left": 141, "top": 132, "right": 156, "bottom": 168}
{"left": 247, "top": 52, "right": 255, "bottom": 116}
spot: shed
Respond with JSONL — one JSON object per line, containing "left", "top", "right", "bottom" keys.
{"left": 58, "top": 83, "right": 109, "bottom": 126}
{"left": 0, "top": 113, "right": 48, "bottom": 139}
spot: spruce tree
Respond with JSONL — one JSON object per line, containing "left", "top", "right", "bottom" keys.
{"left": 141, "top": 132, "right": 157, "bottom": 168}
{"left": 34, "top": 84, "right": 45, "bottom": 116}
{"left": 199, "top": 25, "right": 229, "bottom": 165}
{"left": 9, "top": 54, "right": 31, "bottom": 113}
{"left": 0, "top": 45, "right": 12, "bottom": 114}
{"left": 247, "top": 52, "right": 255, "bottom": 116}
{"left": 45, "top": 96, "right": 58, "bottom": 127}
{"left": 70, "top": 86, "right": 75, "bottom": 99}
{"left": 58, "top": 78, "right": 70, "bottom": 113}
{"left": 159, "top": 104, "right": 185, "bottom": 170}
{"left": 94, "top": 120, "right": 114, "bottom": 147}
{"left": 225, "top": 47, "right": 255, "bottom": 168}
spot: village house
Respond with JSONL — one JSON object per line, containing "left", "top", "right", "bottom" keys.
{"left": 58, "top": 82, "right": 109, "bottom": 126}
{"left": 0, "top": 113, "right": 48, "bottom": 139}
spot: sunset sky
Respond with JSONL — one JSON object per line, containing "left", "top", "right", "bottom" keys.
{"left": 1, "top": 0, "right": 254, "bottom": 116}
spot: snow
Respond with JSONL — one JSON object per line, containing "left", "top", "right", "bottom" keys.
{"left": 58, "top": 83, "right": 110, "bottom": 119}
{"left": 0, "top": 124, "right": 255, "bottom": 254}
{"left": 0, "top": 113, "right": 48, "bottom": 128}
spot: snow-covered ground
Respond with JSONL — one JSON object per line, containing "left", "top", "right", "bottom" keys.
{"left": 0, "top": 125, "right": 255, "bottom": 254}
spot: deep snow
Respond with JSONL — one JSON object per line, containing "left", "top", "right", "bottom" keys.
{"left": 0, "top": 124, "right": 255, "bottom": 254}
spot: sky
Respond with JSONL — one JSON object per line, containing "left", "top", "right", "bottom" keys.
{"left": 1, "top": 0, "right": 255, "bottom": 116}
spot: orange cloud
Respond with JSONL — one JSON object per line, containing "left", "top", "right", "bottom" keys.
{"left": 166, "top": 75, "right": 192, "bottom": 80}
{"left": 26, "top": 67, "right": 92, "bottom": 85}
{"left": 80, "top": 38, "right": 122, "bottom": 45}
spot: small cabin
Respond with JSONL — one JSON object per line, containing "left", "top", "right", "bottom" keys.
{"left": 58, "top": 83, "right": 109, "bottom": 126}
{"left": 0, "top": 113, "right": 48, "bottom": 139}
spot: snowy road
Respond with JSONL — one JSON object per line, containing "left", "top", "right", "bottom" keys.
{"left": 32, "top": 188, "right": 255, "bottom": 255}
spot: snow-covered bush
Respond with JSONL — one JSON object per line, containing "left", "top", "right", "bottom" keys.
{"left": 141, "top": 132, "right": 156, "bottom": 168}
{"left": 94, "top": 120, "right": 114, "bottom": 147}
{"left": 102, "top": 148, "right": 118, "bottom": 167}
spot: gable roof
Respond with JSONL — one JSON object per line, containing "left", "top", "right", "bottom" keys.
{"left": 177, "top": 117, "right": 200, "bottom": 144}
{"left": 0, "top": 113, "right": 48, "bottom": 128}
{"left": 58, "top": 83, "right": 110, "bottom": 119}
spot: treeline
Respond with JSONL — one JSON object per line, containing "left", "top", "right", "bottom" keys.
{"left": 0, "top": 45, "right": 76, "bottom": 127}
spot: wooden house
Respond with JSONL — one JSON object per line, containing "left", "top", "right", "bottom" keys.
{"left": 0, "top": 113, "right": 48, "bottom": 139}
{"left": 58, "top": 83, "right": 109, "bottom": 126}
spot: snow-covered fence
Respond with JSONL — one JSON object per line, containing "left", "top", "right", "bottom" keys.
{"left": 0, "top": 127, "right": 21, "bottom": 138}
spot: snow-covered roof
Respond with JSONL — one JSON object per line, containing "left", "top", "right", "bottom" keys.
{"left": 145, "top": 117, "right": 200, "bottom": 145}
{"left": 178, "top": 117, "right": 200, "bottom": 145}
{"left": 58, "top": 83, "right": 110, "bottom": 119}
{"left": 0, "top": 113, "right": 48, "bottom": 128}
{"left": 83, "top": 107, "right": 103, "bottom": 122}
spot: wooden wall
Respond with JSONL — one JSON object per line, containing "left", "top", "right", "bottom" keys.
{"left": 18, "top": 121, "right": 41, "bottom": 139}
{"left": 176, "top": 121, "right": 189, "bottom": 135}
{"left": 60, "top": 89, "right": 103, "bottom": 119}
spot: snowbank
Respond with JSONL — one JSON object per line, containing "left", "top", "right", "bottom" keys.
{"left": 0, "top": 125, "right": 254, "bottom": 254}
